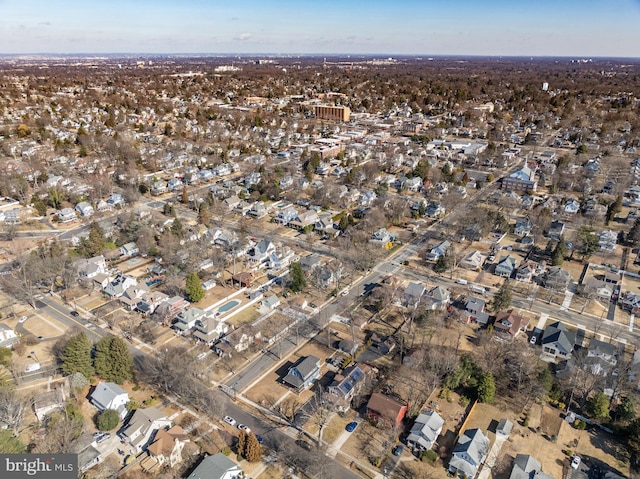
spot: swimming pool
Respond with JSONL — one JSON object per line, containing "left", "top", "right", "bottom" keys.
{"left": 218, "top": 300, "right": 240, "bottom": 313}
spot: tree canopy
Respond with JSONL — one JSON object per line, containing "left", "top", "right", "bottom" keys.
{"left": 94, "top": 336, "right": 134, "bottom": 384}
{"left": 185, "top": 272, "right": 205, "bottom": 302}
{"left": 491, "top": 279, "right": 513, "bottom": 312}
{"left": 478, "top": 372, "right": 496, "bottom": 403}
{"left": 96, "top": 409, "right": 120, "bottom": 431}
{"left": 289, "top": 261, "right": 307, "bottom": 293}
{"left": 61, "top": 332, "right": 94, "bottom": 379}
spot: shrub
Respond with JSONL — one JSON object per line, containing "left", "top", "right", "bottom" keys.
{"left": 573, "top": 420, "right": 587, "bottom": 430}
{"left": 459, "top": 395, "right": 470, "bottom": 407}
{"left": 420, "top": 450, "right": 438, "bottom": 463}
{"left": 96, "top": 409, "right": 120, "bottom": 431}
{"left": 221, "top": 446, "right": 231, "bottom": 456}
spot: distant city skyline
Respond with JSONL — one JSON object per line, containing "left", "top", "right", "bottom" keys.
{"left": 1, "top": 0, "right": 639, "bottom": 58}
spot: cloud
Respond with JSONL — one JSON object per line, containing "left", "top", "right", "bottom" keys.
{"left": 38, "top": 21, "right": 52, "bottom": 26}
{"left": 230, "top": 17, "right": 239, "bottom": 21}
{"left": 235, "top": 33, "right": 251, "bottom": 41}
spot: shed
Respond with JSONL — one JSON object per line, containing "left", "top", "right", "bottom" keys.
{"left": 496, "top": 418, "right": 513, "bottom": 438}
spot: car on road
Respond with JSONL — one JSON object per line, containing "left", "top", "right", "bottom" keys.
{"left": 70, "top": 311, "right": 80, "bottom": 317}
{"left": 345, "top": 421, "right": 359, "bottom": 433}
{"left": 237, "top": 424, "right": 251, "bottom": 433}
{"left": 530, "top": 335, "right": 538, "bottom": 345}
{"left": 296, "top": 440, "right": 312, "bottom": 451}
{"left": 392, "top": 445, "right": 404, "bottom": 456}
{"left": 19, "top": 316, "right": 28, "bottom": 323}
{"left": 341, "top": 289, "right": 349, "bottom": 296}
{"left": 223, "top": 416, "right": 236, "bottom": 426}
{"left": 37, "top": 336, "right": 45, "bottom": 341}
{"left": 571, "top": 455, "right": 581, "bottom": 469}
{"left": 255, "top": 434, "right": 264, "bottom": 444}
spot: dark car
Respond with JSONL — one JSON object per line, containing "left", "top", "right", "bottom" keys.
{"left": 296, "top": 440, "right": 313, "bottom": 451}
{"left": 255, "top": 435, "right": 264, "bottom": 444}
{"left": 345, "top": 421, "right": 359, "bottom": 433}
{"left": 70, "top": 311, "right": 79, "bottom": 317}
{"left": 392, "top": 445, "right": 404, "bottom": 456}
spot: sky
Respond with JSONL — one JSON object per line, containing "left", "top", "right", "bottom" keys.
{"left": 1, "top": 0, "right": 639, "bottom": 57}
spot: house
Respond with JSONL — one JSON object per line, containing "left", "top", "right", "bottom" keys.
{"left": 404, "top": 282, "right": 427, "bottom": 309}
{"left": 425, "top": 201, "right": 445, "bottom": 218}
{"left": 426, "top": 240, "right": 451, "bottom": 261}
{"left": 371, "top": 227, "right": 396, "bottom": 246}
{"left": 261, "top": 294, "right": 281, "bottom": 310}
{"left": 406, "top": 410, "right": 445, "bottom": 452}
{"left": 119, "top": 283, "right": 151, "bottom": 311}
{"left": 448, "top": 428, "right": 491, "bottom": 479}
{"left": 274, "top": 205, "right": 298, "bottom": 225}
{"left": 366, "top": 393, "right": 409, "bottom": 428}
{"left": 33, "top": 387, "right": 66, "bottom": 421}
{"left": 599, "top": 229, "right": 618, "bottom": 253}
{"left": 425, "top": 285, "right": 451, "bottom": 310}
{"left": 494, "top": 310, "right": 530, "bottom": 338}
{"left": 459, "top": 251, "right": 486, "bottom": 271}
{"left": 58, "top": 207, "right": 77, "bottom": 223}
{"left": 213, "top": 325, "right": 260, "bottom": 357}
{"left": 136, "top": 291, "right": 169, "bottom": 315}
{"left": 192, "top": 316, "right": 229, "bottom": 345}
{"left": 515, "top": 261, "right": 536, "bottom": 283}
{"left": 405, "top": 176, "right": 423, "bottom": 192}
{"left": 564, "top": 199, "right": 581, "bottom": 215}
{"left": 248, "top": 238, "right": 276, "bottom": 265}
{"left": 542, "top": 321, "right": 575, "bottom": 359}
{"left": 541, "top": 268, "right": 570, "bottom": 292}
{"left": 0, "top": 323, "right": 19, "bottom": 348}
{"left": 587, "top": 338, "right": 617, "bottom": 375}
{"left": 582, "top": 278, "right": 614, "bottom": 302}
{"left": 324, "top": 364, "right": 369, "bottom": 412}
{"left": 90, "top": 382, "right": 130, "bottom": 419}
{"left": 103, "top": 274, "right": 137, "bottom": 298}
{"left": 283, "top": 355, "right": 321, "bottom": 392}
{"left": 464, "top": 297, "right": 490, "bottom": 325}
{"left": 247, "top": 201, "right": 269, "bottom": 219}
{"left": 289, "top": 210, "right": 320, "bottom": 231}
{"left": 496, "top": 419, "right": 513, "bottom": 438}
{"left": 75, "top": 201, "right": 94, "bottom": 218}
{"left": 107, "top": 193, "right": 126, "bottom": 207}
{"left": 120, "top": 242, "right": 139, "bottom": 257}
{"left": 143, "top": 426, "right": 189, "bottom": 470}
{"left": 509, "top": 454, "right": 556, "bottom": 479}
{"left": 173, "top": 307, "right": 206, "bottom": 335}
{"left": 154, "top": 296, "right": 190, "bottom": 323}
{"left": 187, "top": 453, "right": 243, "bottom": 479}
{"left": 547, "top": 221, "right": 565, "bottom": 241}
{"left": 77, "top": 255, "right": 107, "bottom": 279}
{"left": 514, "top": 217, "right": 532, "bottom": 237}
{"left": 150, "top": 181, "right": 168, "bottom": 196}
{"left": 495, "top": 255, "right": 518, "bottom": 278}
{"left": 120, "top": 407, "right": 172, "bottom": 453}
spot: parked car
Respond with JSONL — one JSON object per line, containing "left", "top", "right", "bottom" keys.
{"left": 571, "top": 455, "right": 581, "bottom": 469}
{"left": 94, "top": 432, "right": 110, "bottom": 444}
{"left": 530, "top": 335, "right": 538, "bottom": 345}
{"left": 255, "top": 435, "right": 264, "bottom": 444}
{"left": 223, "top": 416, "right": 236, "bottom": 426}
{"left": 296, "top": 440, "right": 312, "bottom": 451}
{"left": 237, "top": 424, "right": 251, "bottom": 433}
{"left": 196, "top": 352, "right": 207, "bottom": 360}
{"left": 19, "top": 316, "right": 28, "bottom": 323}
{"left": 345, "top": 421, "right": 359, "bottom": 433}
{"left": 392, "top": 445, "right": 404, "bottom": 456}
{"left": 70, "top": 311, "right": 80, "bottom": 317}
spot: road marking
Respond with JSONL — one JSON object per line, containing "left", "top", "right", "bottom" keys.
{"left": 561, "top": 291, "right": 573, "bottom": 310}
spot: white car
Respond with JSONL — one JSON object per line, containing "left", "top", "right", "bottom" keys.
{"left": 223, "top": 416, "right": 236, "bottom": 426}
{"left": 19, "top": 316, "right": 28, "bottom": 323}
{"left": 341, "top": 289, "right": 349, "bottom": 296}
{"left": 237, "top": 424, "right": 251, "bottom": 434}
{"left": 196, "top": 352, "right": 207, "bottom": 361}
{"left": 570, "top": 455, "right": 581, "bottom": 469}
{"left": 530, "top": 335, "right": 538, "bottom": 345}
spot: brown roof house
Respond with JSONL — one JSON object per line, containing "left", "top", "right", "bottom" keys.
{"left": 366, "top": 392, "right": 409, "bottom": 428}
{"left": 494, "top": 310, "right": 530, "bottom": 338}
{"left": 141, "top": 425, "right": 189, "bottom": 471}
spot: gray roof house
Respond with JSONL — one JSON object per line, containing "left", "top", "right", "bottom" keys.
{"left": 406, "top": 410, "right": 445, "bottom": 452}
{"left": 90, "top": 382, "right": 130, "bottom": 419}
{"left": 283, "top": 355, "right": 321, "bottom": 391}
{"left": 460, "top": 250, "right": 486, "bottom": 271}
{"left": 495, "top": 255, "right": 518, "bottom": 277}
{"left": 542, "top": 321, "right": 575, "bottom": 359}
{"left": 544, "top": 267, "right": 572, "bottom": 292}
{"left": 404, "top": 282, "right": 427, "bottom": 308}
{"left": 426, "top": 240, "right": 451, "bottom": 261}
{"left": 120, "top": 407, "right": 172, "bottom": 453}
{"left": 187, "top": 453, "right": 243, "bottom": 479}
{"left": 448, "top": 428, "right": 490, "bottom": 479}
{"left": 509, "top": 454, "right": 556, "bottom": 479}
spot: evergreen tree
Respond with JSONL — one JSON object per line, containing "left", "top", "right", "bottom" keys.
{"left": 77, "top": 222, "right": 106, "bottom": 258}
{"left": 491, "top": 279, "right": 512, "bottom": 312}
{"left": 94, "top": 336, "right": 134, "bottom": 384}
{"left": 551, "top": 238, "right": 567, "bottom": 266}
{"left": 62, "top": 332, "right": 94, "bottom": 378}
{"left": 96, "top": 409, "right": 120, "bottom": 431}
{"left": 587, "top": 391, "right": 610, "bottom": 420}
{"left": 289, "top": 262, "right": 307, "bottom": 293}
{"left": 606, "top": 195, "right": 622, "bottom": 224}
{"left": 434, "top": 254, "right": 447, "bottom": 273}
{"left": 237, "top": 429, "right": 248, "bottom": 458}
{"left": 0, "top": 430, "right": 26, "bottom": 453}
{"left": 617, "top": 396, "right": 636, "bottom": 423}
{"left": 185, "top": 272, "right": 205, "bottom": 302}
{"left": 629, "top": 218, "right": 640, "bottom": 247}
{"left": 170, "top": 217, "right": 183, "bottom": 238}
{"left": 244, "top": 433, "right": 262, "bottom": 462}
{"left": 478, "top": 372, "right": 496, "bottom": 403}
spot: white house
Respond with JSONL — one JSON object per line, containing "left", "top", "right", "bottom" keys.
{"left": 120, "top": 242, "right": 139, "bottom": 257}
{"left": 90, "top": 382, "right": 130, "bottom": 419}
{"left": 75, "top": 201, "right": 95, "bottom": 218}
{"left": 58, "top": 207, "right": 77, "bottom": 223}
{"left": 0, "top": 323, "right": 19, "bottom": 348}
{"left": 120, "top": 407, "right": 172, "bottom": 453}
